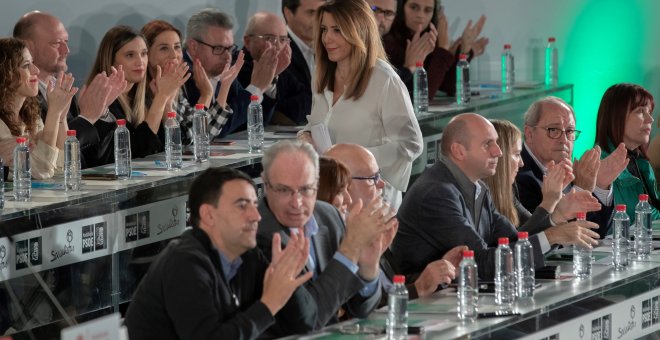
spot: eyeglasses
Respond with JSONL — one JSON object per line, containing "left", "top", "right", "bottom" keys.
{"left": 351, "top": 170, "right": 381, "bottom": 186}
{"left": 532, "top": 126, "right": 582, "bottom": 141}
{"left": 248, "top": 34, "right": 291, "bottom": 44}
{"left": 266, "top": 182, "right": 317, "bottom": 198}
{"left": 371, "top": 5, "right": 396, "bottom": 19}
{"left": 193, "top": 39, "right": 238, "bottom": 55}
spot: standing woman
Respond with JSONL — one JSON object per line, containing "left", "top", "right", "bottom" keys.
{"left": 0, "top": 38, "right": 77, "bottom": 179}
{"left": 86, "top": 25, "right": 187, "bottom": 165}
{"left": 300, "top": 0, "right": 423, "bottom": 207}
{"left": 597, "top": 83, "right": 660, "bottom": 220}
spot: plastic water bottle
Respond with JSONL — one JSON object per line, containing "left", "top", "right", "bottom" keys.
{"left": 164, "top": 111, "right": 183, "bottom": 170}
{"left": 192, "top": 104, "right": 210, "bottom": 162}
{"left": 495, "top": 238, "right": 515, "bottom": 307}
{"left": 386, "top": 275, "right": 408, "bottom": 339}
{"left": 458, "top": 250, "right": 478, "bottom": 322}
{"left": 612, "top": 204, "right": 629, "bottom": 270}
{"left": 635, "top": 194, "right": 653, "bottom": 259}
{"left": 247, "top": 95, "right": 264, "bottom": 153}
{"left": 573, "top": 212, "right": 592, "bottom": 278}
{"left": 456, "top": 54, "right": 470, "bottom": 105}
{"left": 413, "top": 61, "right": 428, "bottom": 116}
{"left": 114, "top": 119, "right": 131, "bottom": 179}
{"left": 64, "top": 130, "right": 81, "bottom": 191}
{"left": 0, "top": 158, "right": 4, "bottom": 208}
{"left": 501, "top": 44, "right": 514, "bottom": 93}
{"left": 515, "top": 232, "right": 535, "bottom": 298}
{"left": 544, "top": 37, "right": 558, "bottom": 86}
{"left": 13, "top": 137, "right": 31, "bottom": 201}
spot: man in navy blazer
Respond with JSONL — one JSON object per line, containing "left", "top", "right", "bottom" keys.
{"left": 516, "top": 96, "right": 629, "bottom": 238}
{"left": 392, "top": 113, "right": 601, "bottom": 280}
{"left": 182, "top": 8, "right": 277, "bottom": 138}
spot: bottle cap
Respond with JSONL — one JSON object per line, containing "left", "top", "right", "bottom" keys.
{"left": 518, "top": 232, "right": 528, "bottom": 239}
{"left": 195, "top": 104, "right": 205, "bottom": 110}
{"left": 639, "top": 194, "right": 649, "bottom": 201}
{"left": 393, "top": 275, "right": 405, "bottom": 284}
{"left": 66, "top": 130, "right": 77, "bottom": 137}
{"left": 16, "top": 137, "right": 27, "bottom": 143}
{"left": 459, "top": 53, "right": 468, "bottom": 60}
{"left": 462, "top": 250, "right": 474, "bottom": 258}
{"left": 576, "top": 212, "right": 587, "bottom": 220}
{"left": 498, "top": 237, "right": 509, "bottom": 245}
{"left": 116, "top": 119, "right": 126, "bottom": 126}
{"left": 415, "top": 61, "right": 424, "bottom": 67}
{"left": 250, "top": 95, "right": 259, "bottom": 101}
{"left": 616, "top": 204, "right": 626, "bottom": 212}
{"left": 504, "top": 44, "right": 511, "bottom": 49}
{"left": 548, "top": 37, "right": 556, "bottom": 42}
{"left": 167, "top": 111, "right": 177, "bottom": 119}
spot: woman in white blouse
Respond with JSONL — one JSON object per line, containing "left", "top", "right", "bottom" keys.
{"left": 299, "top": 0, "right": 423, "bottom": 207}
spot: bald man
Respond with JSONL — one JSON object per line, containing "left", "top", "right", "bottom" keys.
{"left": 391, "top": 113, "right": 601, "bottom": 280}
{"left": 13, "top": 11, "right": 124, "bottom": 168}
{"left": 326, "top": 143, "right": 465, "bottom": 299}
{"left": 237, "top": 12, "right": 311, "bottom": 125}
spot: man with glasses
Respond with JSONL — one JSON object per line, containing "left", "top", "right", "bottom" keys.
{"left": 238, "top": 12, "right": 311, "bottom": 125}
{"left": 517, "top": 96, "right": 629, "bottom": 238}
{"left": 257, "top": 140, "right": 396, "bottom": 327}
{"left": 183, "top": 8, "right": 277, "bottom": 138}
{"left": 366, "top": 0, "right": 397, "bottom": 36}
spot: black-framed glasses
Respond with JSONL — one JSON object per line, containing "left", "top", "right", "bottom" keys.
{"left": 352, "top": 170, "right": 381, "bottom": 186}
{"left": 248, "top": 34, "right": 291, "bottom": 44}
{"left": 532, "top": 126, "right": 581, "bottom": 141}
{"left": 371, "top": 5, "right": 396, "bottom": 19}
{"left": 266, "top": 181, "right": 317, "bottom": 198}
{"left": 193, "top": 39, "right": 237, "bottom": 55}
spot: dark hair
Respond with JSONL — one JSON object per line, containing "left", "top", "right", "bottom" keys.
{"left": 188, "top": 167, "right": 256, "bottom": 228}
{"left": 389, "top": 0, "right": 439, "bottom": 40}
{"left": 595, "top": 83, "right": 655, "bottom": 158}
{"left": 282, "top": 0, "right": 302, "bottom": 17}
{"left": 0, "top": 38, "right": 40, "bottom": 136}
{"left": 317, "top": 157, "right": 351, "bottom": 204}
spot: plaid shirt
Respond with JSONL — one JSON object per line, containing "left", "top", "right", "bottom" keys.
{"left": 173, "top": 95, "right": 233, "bottom": 144}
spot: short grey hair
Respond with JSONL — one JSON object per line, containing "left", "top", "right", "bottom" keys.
{"left": 186, "top": 8, "right": 234, "bottom": 44}
{"left": 524, "top": 96, "right": 575, "bottom": 126}
{"left": 261, "top": 140, "right": 319, "bottom": 181}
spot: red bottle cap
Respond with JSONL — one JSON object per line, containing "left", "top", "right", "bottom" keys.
{"left": 504, "top": 44, "right": 511, "bottom": 49}
{"left": 415, "top": 61, "right": 424, "bottom": 67}
{"left": 639, "top": 194, "right": 649, "bottom": 201}
{"left": 167, "top": 112, "right": 177, "bottom": 119}
{"left": 250, "top": 95, "right": 259, "bottom": 101}
{"left": 462, "top": 250, "right": 474, "bottom": 258}
{"left": 616, "top": 204, "right": 626, "bottom": 212}
{"left": 548, "top": 37, "right": 556, "bottom": 42}
{"left": 195, "top": 104, "right": 205, "bottom": 110}
{"left": 66, "top": 130, "right": 76, "bottom": 137}
{"left": 459, "top": 53, "right": 468, "bottom": 60}
{"left": 498, "top": 237, "right": 509, "bottom": 245}
{"left": 518, "top": 232, "right": 528, "bottom": 239}
{"left": 576, "top": 212, "right": 587, "bottom": 220}
{"left": 116, "top": 119, "right": 126, "bottom": 126}
{"left": 16, "top": 137, "right": 27, "bottom": 143}
{"left": 393, "top": 275, "right": 405, "bottom": 284}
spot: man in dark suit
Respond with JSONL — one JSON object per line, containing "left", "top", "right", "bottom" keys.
{"left": 516, "top": 96, "right": 629, "bottom": 238}
{"left": 239, "top": 12, "right": 311, "bottom": 125}
{"left": 325, "top": 143, "right": 465, "bottom": 300}
{"left": 13, "top": 12, "right": 124, "bottom": 168}
{"left": 125, "top": 167, "right": 317, "bottom": 339}
{"left": 392, "top": 113, "right": 601, "bottom": 280}
{"left": 182, "top": 8, "right": 277, "bottom": 138}
{"left": 257, "top": 140, "right": 394, "bottom": 326}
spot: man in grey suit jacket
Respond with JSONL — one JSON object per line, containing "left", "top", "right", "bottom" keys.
{"left": 392, "top": 113, "right": 601, "bottom": 280}
{"left": 257, "top": 140, "right": 396, "bottom": 327}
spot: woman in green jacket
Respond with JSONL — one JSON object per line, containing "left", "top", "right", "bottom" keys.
{"left": 595, "top": 83, "right": 660, "bottom": 221}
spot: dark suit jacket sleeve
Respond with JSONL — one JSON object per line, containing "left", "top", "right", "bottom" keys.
{"left": 275, "top": 69, "right": 312, "bottom": 125}
{"left": 161, "top": 251, "right": 275, "bottom": 339}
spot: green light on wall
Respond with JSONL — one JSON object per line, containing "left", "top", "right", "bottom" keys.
{"left": 563, "top": 0, "right": 646, "bottom": 158}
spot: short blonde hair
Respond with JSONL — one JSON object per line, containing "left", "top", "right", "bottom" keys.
{"left": 313, "top": 0, "right": 387, "bottom": 100}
